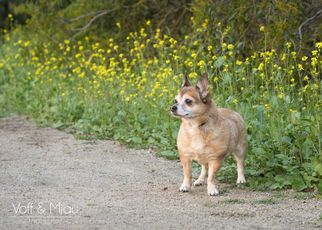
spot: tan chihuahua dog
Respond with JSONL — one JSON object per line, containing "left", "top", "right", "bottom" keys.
{"left": 170, "top": 73, "right": 247, "bottom": 196}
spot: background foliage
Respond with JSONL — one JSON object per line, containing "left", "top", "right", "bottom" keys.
{"left": 2, "top": 0, "right": 322, "bottom": 54}
{"left": 0, "top": 0, "right": 321, "bottom": 193}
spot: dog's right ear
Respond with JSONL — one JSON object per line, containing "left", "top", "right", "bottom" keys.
{"left": 181, "top": 73, "right": 190, "bottom": 88}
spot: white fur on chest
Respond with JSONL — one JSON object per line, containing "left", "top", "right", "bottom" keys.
{"left": 178, "top": 121, "right": 225, "bottom": 164}
{"left": 189, "top": 134, "right": 206, "bottom": 152}
{"left": 179, "top": 125, "right": 208, "bottom": 149}
{"left": 178, "top": 128, "right": 210, "bottom": 163}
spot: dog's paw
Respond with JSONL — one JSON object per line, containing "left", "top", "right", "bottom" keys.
{"left": 236, "top": 177, "right": 246, "bottom": 184}
{"left": 179, "top": 184, "right": 191, "bottom": 192}
{"left": 207, "top": 183, "right": 219, "bottom": 196}
{"left": 193, "top": 179, "right": 206, "bottom": 186}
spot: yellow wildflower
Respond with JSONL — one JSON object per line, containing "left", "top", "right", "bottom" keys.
{"left": 291, "top": 52, "right": 296, "bottom": 58}
{"left": 315, "top": 42, "right": 322, "bottom": 49}
{"left": 286, "top": 42, "right": 292, "bottom": 49}
{"left": 236, "top": 60, "right": 243, "bottom": 66}
{"left": 258, "top": 62, "right": 265, "bottom": 71}
{"left": 297, "top": 64, "right": 304, "bottom": 71}
{"left": 116, "top": 22, "right": 121, "bottom": 29}
{"left": 197, "top": 60, "right": 205, "bottom": 67}
{"left": 227, "top": 44, "right": 234, "bottom": 50}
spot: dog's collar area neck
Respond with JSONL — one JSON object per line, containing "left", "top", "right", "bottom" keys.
{"left": 200, "top": 121, "right": 207, "bottom": 127}
{"left": 199, "top": 119, "right": 208, "bottom": 127}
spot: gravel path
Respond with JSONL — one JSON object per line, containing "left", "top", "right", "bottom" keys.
{"left": 0, "top": 116, "right": 321, "bottom": 229}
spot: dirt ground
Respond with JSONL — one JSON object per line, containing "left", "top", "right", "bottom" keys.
{"left": 0, "top": 115, "right": 321, "bottom": 230}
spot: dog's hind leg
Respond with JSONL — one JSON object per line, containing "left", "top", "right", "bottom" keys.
{"left": 193, "top": 164, "right": 208, "bottom": 186}
{"left": 233, "top": 145, "right": 246, "bottom": 184}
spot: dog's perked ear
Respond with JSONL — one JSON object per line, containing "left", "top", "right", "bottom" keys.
{"left": 181, "top": 73, "right": 190, "bottom": 88}
{"left": 196, "top": 73, "right": 209, "bottom": 103}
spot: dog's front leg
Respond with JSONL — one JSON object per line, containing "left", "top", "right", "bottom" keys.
{"left": 207, "top": 160, "right": 222, "bottom": 196}
{"left": 193, "top": 164, "right": 208, "bottom": 186}
{"left": 179, "top": 154, "right": 192, "bottom": 192}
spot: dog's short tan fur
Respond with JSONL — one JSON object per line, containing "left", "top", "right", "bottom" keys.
{"left": 171, "top": 73, "right": 247, "bottom": 196}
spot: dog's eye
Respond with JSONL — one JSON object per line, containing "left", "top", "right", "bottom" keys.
{"left": 185, "top": 99, "right": 192, "bottom": 105}
{"left": 173, "top": 99, "right": 178, "bottom": 104}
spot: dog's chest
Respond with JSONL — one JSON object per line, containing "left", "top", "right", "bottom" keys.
{"left": 189, "top": 134, "right": 206, "bottom": 152}
{"left": 178, "top": 127, "right": 213, "bottom": 163}
{"left": 188, "top": 135, "right": 210, "bottom": 163}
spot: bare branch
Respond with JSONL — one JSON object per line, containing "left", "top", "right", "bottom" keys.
{"left": 72, "top": 8, "right": 119, "bottom": 32}
{"left": 65, "top": 2, "right": 141, "bottom": 39}
{"left": 70, "top": 7, "right": 120, "bottom": 38}
{"left": 298, "top": 8, "right": 322, "bottom": 51}
{"left": 64, "top": 10, "right": 106, "bottom": 23}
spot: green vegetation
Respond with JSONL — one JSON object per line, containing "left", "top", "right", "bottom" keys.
{"left": 0, "top": 1, "right": 321, "bottom": 193}
{"left": 251, "top": 198, "right": 277, "bottom": 205}
{"left": 222, "top": 199, "right": 247, "bottom": 205}
{"left": 293, "top": 192, "right": 316, "bottom": 200}
{"left": 222, "top": 198, "right": 277, "bottom": 205}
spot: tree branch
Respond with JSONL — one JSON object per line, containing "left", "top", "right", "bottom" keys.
{"left": 66, "top": 2, "right": 140, "bottom": 39}
{"left": 298, "top": 8, "right": 322, "bottom": 51}
{"left": 71, "top": 7, "right": 120, "bottom": 38}
{"left": 64, "top": 10, "right": 106, "bottom": 23}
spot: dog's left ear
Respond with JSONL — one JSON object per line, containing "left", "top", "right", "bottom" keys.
{"left": 196, "top": 73, "right": 209, "bottom": 103}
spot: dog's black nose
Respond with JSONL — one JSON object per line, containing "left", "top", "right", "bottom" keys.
{"left": 171, "top": 105, "right": 177, "bottom": 112}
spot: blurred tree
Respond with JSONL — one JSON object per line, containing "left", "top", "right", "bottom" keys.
{"left": 4, "top": 0, "right": 322, "bottom": 55}
{"left": 191, "top": 0, "right": 322, "bottom": 55}
{"left": 0, "top": 0, "right": 9, "bottom": 29}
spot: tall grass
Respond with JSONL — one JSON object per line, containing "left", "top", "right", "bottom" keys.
{"left": 0, "top": 20, "right": 321, "bottom": 192}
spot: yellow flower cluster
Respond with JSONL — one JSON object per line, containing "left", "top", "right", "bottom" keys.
{"left": 0, "top": 20, "right": 321, "bottom": 115}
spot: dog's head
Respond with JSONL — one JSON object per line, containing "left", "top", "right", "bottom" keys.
{"left": 170, "top": 73, "right": 211, "bottom": 118}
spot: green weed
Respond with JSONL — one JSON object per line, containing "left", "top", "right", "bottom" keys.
{"left": 251, "top": 198, "right": 277, "bottom": 205}
{"left": 222, "top": 199, "right": 246, "bottom": 204}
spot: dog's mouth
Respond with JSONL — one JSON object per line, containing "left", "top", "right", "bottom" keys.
{"left": 171, "top": 111, "right": 191, "bottom": 118}
{"left": 170, "top": 105, "right": 192, "bottom": 118}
